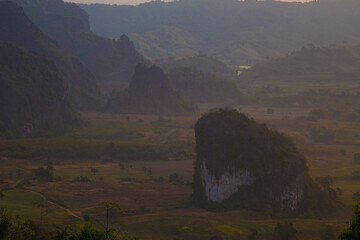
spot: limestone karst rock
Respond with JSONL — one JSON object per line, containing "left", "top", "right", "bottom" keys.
{"left": 193, "top": 108, "right": 332, "bottom": 214}
{"left": 107, "top": 63, "right": 197, "bottom": 115}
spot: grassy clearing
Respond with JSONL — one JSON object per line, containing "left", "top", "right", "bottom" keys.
{"left": 0, "top": 119, "right": 195, "bottom": 161}
{"left": 1, "top": 189, "right": 76, "bottom": 225}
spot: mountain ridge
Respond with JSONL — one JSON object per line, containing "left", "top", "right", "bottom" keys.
{"left": 9, "top": 0, "right": 149, "bottom": 82}
{"left": 0, "top": 0, "right": 102, "bottom": 110}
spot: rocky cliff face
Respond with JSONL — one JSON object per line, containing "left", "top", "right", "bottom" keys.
{"left": 107, "top": 63, "right": 197, "bottom": 115}
{"left": 193, "top": 109, "right": 313, "bottom": 213}
{"left": 0, "top": 1, "right": 102, "bottom": 110}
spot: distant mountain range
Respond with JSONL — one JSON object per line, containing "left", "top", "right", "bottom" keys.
{"left": 240, "top": 44, "right": 360, "bottom": 83}
{"left": 80, "top": 0, "right": 360, "bottom": 65}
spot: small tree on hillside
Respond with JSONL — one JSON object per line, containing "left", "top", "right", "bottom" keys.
{"left": 248, "top": 228, "right": 258, "bottom": 240}
{"left": 272, "top": 222, "right": 298, "bottom": 240}
{"left": 353, "top": 192, "right": 360, "bottom": 202}
{"left": 91, "top": 168, "right": 99, "bottom": 176}
{"left": 102, "top": 201, "right": 121, "bottom": 231}
{"left": 338, "top": 203, "right": 360, "bottom": 239}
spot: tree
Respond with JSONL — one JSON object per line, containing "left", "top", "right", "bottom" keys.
{"left": 354, "top": 153, "right": 360, "bottom": 163}
{"left": 33, "top": 165, "right": 54, "bottom": 181}
{"left": 0, "top": 208, "right": 47, "bottom": 240}
{"left": 338, "top": 203, "right": 360, "bottom": 239}
{"left": 0, "top": 190, "right": 4, "bottom": 199}
{"left": 321, "top": 225, "right": 336, "bottom": 240}
{"left": 102, "top": 201, "right": 121, "bottom": 231}
{"left": 70, "top": 223, "right": 117, "bottom": 240}
{"left": 248, "top": 228, "right": 258, "bottom": 240}
{"left": 91, "top": 168, "right": 99, "bottom": 176}
{"left": 272, "top": 222, "right": 298, "bottom": 240}
{"left": 353, "top": 192, "right": 360, "bottom": 202}
{"left": 352, "top": 170, "right": 360, "bottom": 179}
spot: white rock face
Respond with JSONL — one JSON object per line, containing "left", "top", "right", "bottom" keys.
{"left": 200, "top": 161, "right": 254, "bottom": 203}
{"left": 269, "top": 176, "right": 304, "bottom": 211}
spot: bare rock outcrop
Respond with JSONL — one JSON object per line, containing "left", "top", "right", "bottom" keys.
{"left": 107, "top": 63, "right": 197, "bottom": 115}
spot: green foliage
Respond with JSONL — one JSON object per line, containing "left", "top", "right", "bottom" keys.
{"left": 272, "top": 222, "right": 298, "bottom": 240}
{"left": 102, "top": 202, "right": 121, "bottom": 232}
{"left": 247, "top": 228, "right": 258, "bottom": 240}
{"left": 73, "top": 176, "right": 91, "bottom": 182}
{"left": 0, "top": 208, "right": 48, "bottom": 240}
{"left": 91, "top": 168, "right": 99, "bottom": 176}
{"left": 338, "top": 203, "right": 360, "bottom": 239}
{"left": 55, "top": 223, "right": 136, "bottom": 240}
{"left": 169, "top": 173, "right": 181, "bottom": 184}
{"left": 353, "top": 192, "right": 360, "bottom": 202}
{"left": 33, "top": 165, "right": 55, "bottom": 182}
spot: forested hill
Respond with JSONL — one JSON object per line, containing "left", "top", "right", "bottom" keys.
{"left": 0, "top": 1, "right": 102, "bottom": 110}
{"left": 157, "top": 54, "right": 233, "bottom": 77}
{"left": 9, "top": 0, "right": 148, "bottom": 82}
{"left": 240, "top": 44, "right": 360, "bottom": 82}
{"left": 0, "top": 42, "right": 81, "bottom": 139}
{"left": 80, "top": 0, "right": 360, "bottom": 65}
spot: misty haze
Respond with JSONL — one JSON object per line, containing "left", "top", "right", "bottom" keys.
{"left": 1, "top": 0, "right": 360, "bottom": 239}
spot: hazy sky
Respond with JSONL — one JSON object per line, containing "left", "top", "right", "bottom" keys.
{"left": 64, "top": 0, "right": 311, "bottom": 5}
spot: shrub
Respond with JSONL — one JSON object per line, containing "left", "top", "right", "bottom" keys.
{"left": 169, "top": 173, "right": 181, "bottom": 183}
{"left": 338, "top": 203, "right": 360, "bottom": 239}
{"left": 32, "top": 165, "right": 54, "bottom": 182}
{"left": 73, "top": 176, "right": 91, "bottom": 182}
{"left": 352, "top": 171, "right": 360, "bottom": 180}
{"left": 272, "top": 222, "right": 298, "bottom": 240}
{"left": 267, "top": 108, "right": 274, "bottom": 114}
{"left": 354, "top": 153, "right": 360, "bottom": 163}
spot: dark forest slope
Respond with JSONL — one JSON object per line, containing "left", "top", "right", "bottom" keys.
{"left": 0, "top": 43, "right": 81, "bottom": 138}
{"left": 0, "top": 1, "right": 102, "bottom": 110}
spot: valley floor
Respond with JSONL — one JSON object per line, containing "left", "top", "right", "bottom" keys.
{"left": 1, "top": 105, "right": 360, "bottom": 239}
